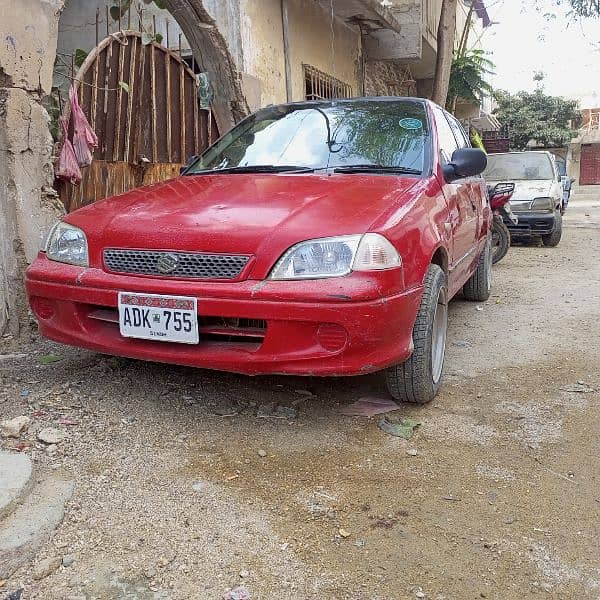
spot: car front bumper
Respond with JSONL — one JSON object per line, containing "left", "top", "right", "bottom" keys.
{"left": 503, "top": 212, "right": 556, "bottom": 236}
{"left": 26, "top": 255, "right": 422, "bottom": 376}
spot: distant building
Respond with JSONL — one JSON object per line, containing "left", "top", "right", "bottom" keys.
{"left": 568, "top": 107, "right": 600, "bottom": 185}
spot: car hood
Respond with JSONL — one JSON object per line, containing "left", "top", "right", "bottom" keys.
{"left": 67, "top": 172, "right": 420, "bottom": 272}
{"left": 487, "top": 179, "right": 552, "bottom": 201}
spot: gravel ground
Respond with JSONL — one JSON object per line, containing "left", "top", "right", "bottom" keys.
{"left": 1, "top": 195, "right": 599, "bottom": 600}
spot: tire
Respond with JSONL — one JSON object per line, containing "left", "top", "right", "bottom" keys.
{"left": 463, "top": 235, "right": 492, "bottom": 302}
{"left": 385, "top": 264, "right": 448, "bottom": 404}
{"left": 542, "top": 213, "right": 562, "bottom": 247}
{"left": 491, "top": 216, "right": 510, "bottom": 264}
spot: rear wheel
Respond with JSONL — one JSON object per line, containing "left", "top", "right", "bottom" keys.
{"left": 385, "top": 264, "right": 448, "bottom": 404}
{"left": 463, "top": 235, "right": 492, "bottom": 302}
{"left": 542, "top": 213, "right": 562, "bottom": 247}
{"left": 491, "top": 216, "right": 510, "bottom": 264}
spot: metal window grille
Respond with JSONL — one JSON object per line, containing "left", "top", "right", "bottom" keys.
{"left": 303, "top": 65, "right": 352, "bottom": 101}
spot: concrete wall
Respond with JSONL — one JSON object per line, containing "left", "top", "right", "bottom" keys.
{"left": 235, "top": 0, "right": 361, "bottom": 109}
{"left": 0, "top": 0, "right": 65, "bottom": 335}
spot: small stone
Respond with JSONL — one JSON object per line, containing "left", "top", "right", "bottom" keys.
{"left": 256, "top": 403, "right": 275, "bottom": 417}
{"left": 338, "top": 528, "right": 351, "bottom": 538}
{"left": 415, "top": 592, "right": 425, "bottom": 599}
{"left": 37, "top": 427, "right": 66, "bottom": 445}
{"left": 406, "top": 448, "right": 418, "bottom": 457}
{"left": 223, "top": 587, "right": 251, "bottom": 600}
{"left": 239, "top": 570, "right": 250, "bottom": 578}
{"left": 257, "top": 449, "right": 267, "bottom": 457}
{"left": 453, "top": 340, "right": 472, "bottom": 348}
{"left": 1, "top": 416, "right": 31, "bottom": 438}
{"left": 45, "top": 444, "right": 59, "bottom": 455}
{"left": 293, "top": 389, "right": 314, "bottom": 397}
{"left": 62, "top": 555, "right": 75, "bottom": 567}
{"left": 32, "top": 556, "right": 62, "bottom": 580}
{"left": 354, "top": 539, "right": 366, "bottom": 548}
{"left": 213, "top": 402, "right": 239, "bottom": 416}
{"left": 144, "top": 567, "right": 157, "bottom": 579}
{"left": 275, "top": 405, "right": 297, "bottom": 419}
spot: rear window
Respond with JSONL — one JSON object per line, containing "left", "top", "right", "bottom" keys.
{"left": 484, "top": 153, "right": 554, "bottom": 181}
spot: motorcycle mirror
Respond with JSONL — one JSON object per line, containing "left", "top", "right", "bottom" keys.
{"left": 492, "top": 182, "right": 515, "bottom": 196}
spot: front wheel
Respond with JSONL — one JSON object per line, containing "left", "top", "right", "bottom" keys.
{"left": 542, "top": 213, "right": 562, "bottom": 247}
{"left": 491, "top": 216, "right": 510, "bottom": 264}
{"left": 385, "top": 264, "right": 448, "bottom": 404}
{"left": 463, "top": 235, "right": 492, "bottom": 302}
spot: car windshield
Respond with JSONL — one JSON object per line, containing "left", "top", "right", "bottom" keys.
{"left": 188, "top": 100, "right": 430, "bottom": 174}
{"left": 484, "top": 152, "right": 554, "bottom": 181}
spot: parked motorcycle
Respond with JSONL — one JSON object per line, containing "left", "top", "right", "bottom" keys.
{"left": 488, "top": 182, "right": 516, "bottom": 264}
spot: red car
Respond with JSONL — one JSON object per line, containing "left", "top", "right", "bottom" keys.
{"left": 27, "top": 98, "right": 491, "bottom": 404}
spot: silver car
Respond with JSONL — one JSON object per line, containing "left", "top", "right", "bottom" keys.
{"left": 483, "top": 151, "right": 563, "bottom": 247}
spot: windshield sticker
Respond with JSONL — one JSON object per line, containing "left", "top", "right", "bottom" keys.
{"left": 399, "top": 118, "right": 423, "bottom": 131}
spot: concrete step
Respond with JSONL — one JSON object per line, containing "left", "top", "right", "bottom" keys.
{"left": 0, "top": 451, "right": 33, "bottom": 521}
{"left": 0, "top": 475, "right": 74, "bottom": 579}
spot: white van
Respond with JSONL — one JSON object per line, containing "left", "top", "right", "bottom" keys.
{"left": 483, "top": 151, "right": 563, "bottom": 247}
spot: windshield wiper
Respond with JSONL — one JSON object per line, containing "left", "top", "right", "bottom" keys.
{"left": 189, "top": 165, "right": 315, "bottom": 175}
{"left": 333, "top": 165, "right": 422, "bottom": 175}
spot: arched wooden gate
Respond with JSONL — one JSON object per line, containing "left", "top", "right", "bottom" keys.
{"left": 59, "top": 31, "right": 219, "bottom": 212}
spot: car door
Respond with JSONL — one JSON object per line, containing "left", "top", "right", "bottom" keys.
{"left": 447, "top": 113, "right": 488, "bottom": 243}
{"left": 432, "top": 107, "right": 477, "bottom": 282}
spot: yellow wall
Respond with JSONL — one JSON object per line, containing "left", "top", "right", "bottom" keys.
{"left": 240, "top": 0, "right": 361, "bottom": 109}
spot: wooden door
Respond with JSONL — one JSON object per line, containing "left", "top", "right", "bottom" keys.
{"left": 59, "top": 32, "right": 219, "bottom": 212}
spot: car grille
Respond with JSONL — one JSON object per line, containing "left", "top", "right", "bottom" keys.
{"left": 103, "top": 249, "right": 251, "bottom": 280}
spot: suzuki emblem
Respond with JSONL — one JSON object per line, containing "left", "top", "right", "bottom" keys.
{"left": 156, "top": 253, "right": 179, "bottom": 274}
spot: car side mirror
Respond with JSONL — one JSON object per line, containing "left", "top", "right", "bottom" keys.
{"left": 180, "top": 154, "right": 200, "bottom": 175}
{"left": 443, "top": 148, "right": 487, "bottom": 183}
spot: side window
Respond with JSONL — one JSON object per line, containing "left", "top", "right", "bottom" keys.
{"left": 433, "top": 107, "right": 458, "bottom": 164}
{"left": 447, "top": 115, "right": 470, "bottom": 148}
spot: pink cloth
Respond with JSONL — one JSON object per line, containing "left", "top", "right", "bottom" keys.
{"left": 55, "top": 116, "right": 82, "bottom": 184}
{"left": 69, "top": 85, "right": 98, "bottom": 168}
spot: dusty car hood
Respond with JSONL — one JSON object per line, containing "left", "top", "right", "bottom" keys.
{"left": 66, "top": 172, "right": 419, "bottom": 269}
{"left": 486, "top": 179, "right": 552, "bottom": 209}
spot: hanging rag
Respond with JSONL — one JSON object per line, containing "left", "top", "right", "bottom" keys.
{"left": 55, "top": 116, "right": 82, "bottom": 185}
{"left": 69, "top": 85, "right": 98, "bottom": 168}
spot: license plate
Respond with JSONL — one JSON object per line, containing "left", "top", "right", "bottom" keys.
{"left": 118, "top": 292, "right": 199, "bottom": 344}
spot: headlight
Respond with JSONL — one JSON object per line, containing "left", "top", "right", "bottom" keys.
{"left": 531, "top": 197, "right": 554, "bottom": 211}
{"left": 269, "top": 233, "right": 401, "bottom": 280}
{"left": 45, "top": 222, "right": 89, "bottom": 267}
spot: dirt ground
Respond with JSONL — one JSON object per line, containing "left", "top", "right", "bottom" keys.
{"left": 1, "top": 195, "right": 599, "bottom": 600}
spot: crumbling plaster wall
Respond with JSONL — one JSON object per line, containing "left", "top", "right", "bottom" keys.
{"left": 0, "top": 0, "right": 65, "bottom": 335}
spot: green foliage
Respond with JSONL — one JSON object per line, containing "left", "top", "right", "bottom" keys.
{"left": 493, "top": 90, "right": 580, "bottom": 150}
{"left": 110, "top": 0, "right": 167, "bottom": 21}
{"left": 447, "top": 50, "right": 495, "bottom": 111}
{"left": 74, "top": 48, "right": 88, "bottom": 68}
{"left": 44, "top": 89, "right": 62, "bottom": 143}
{"left": 564, "top": 0, "right": 600, "bottom": 17}
{"left": 537, "top": 0, "right": 600, "bottom": 18}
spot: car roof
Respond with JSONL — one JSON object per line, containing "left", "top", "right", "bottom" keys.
{"left": 260, "top": 96, "right": 432, "bottom": 111}
{"left": 488, "top": 151, "right": 553, "bottom": 157}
